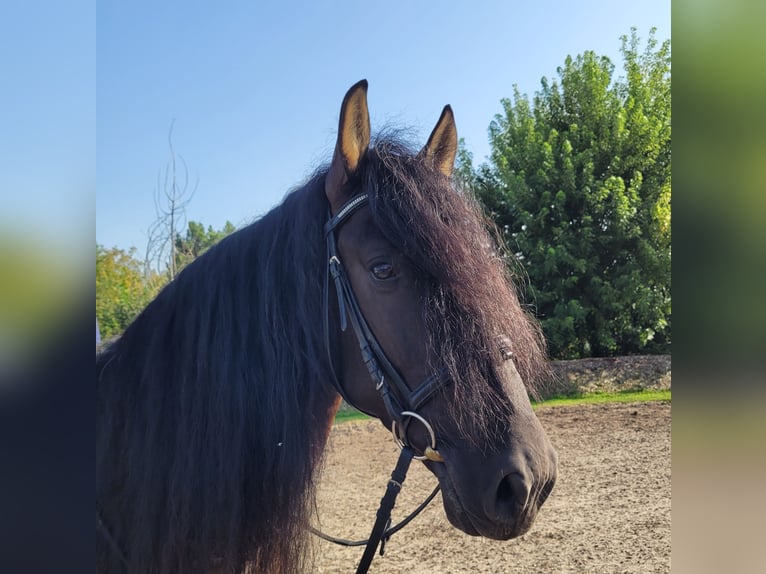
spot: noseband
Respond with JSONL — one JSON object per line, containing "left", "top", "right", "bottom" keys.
{"left": 323, "top": 193, "right": 450, "bottom": 462}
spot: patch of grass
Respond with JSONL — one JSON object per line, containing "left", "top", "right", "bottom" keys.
{"left": 332, "top": 389, "right": 671, "bottom": 423}
{"left": 333, "top": 409, "right": 370, "bottom": 424}
{"left": 532, "top": 389, "right": 671, "bottom": 409}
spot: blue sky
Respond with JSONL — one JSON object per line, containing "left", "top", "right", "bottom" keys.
{"left": 1, "top": 1, "right": 94, "bottom": 254}
{"left": 96, "top": 0, "right": 670, "bottom": 253}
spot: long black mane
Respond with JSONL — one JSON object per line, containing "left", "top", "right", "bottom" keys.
{"left": 97, "top": 133, "right": 547, "bottom": 573}
{"left": 97, "top": 174, "right": 337, "bottom": 573}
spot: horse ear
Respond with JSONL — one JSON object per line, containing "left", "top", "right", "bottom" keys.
{"left": 419, "top": 105, "right": 458, "bottom": 178}
{"left": 325, "top": 79, "right": 371, "bottom": 212}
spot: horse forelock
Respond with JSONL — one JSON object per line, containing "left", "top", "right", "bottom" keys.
{"left": 361, "top": 134, "right": 550, "bottom": 440}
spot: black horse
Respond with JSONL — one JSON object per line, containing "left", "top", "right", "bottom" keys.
{"left": 97, "top": 80, "right": 558, "bottom": 573}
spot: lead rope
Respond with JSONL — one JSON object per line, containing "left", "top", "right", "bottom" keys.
{"left": 354, "top": 446, "right": 415, "bottom": 574}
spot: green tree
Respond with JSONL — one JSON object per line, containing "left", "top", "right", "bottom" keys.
{"left": 475, "top": 29, "right": 670, "bottom": 359}
{"left": 454, "top": 137, "right": 476, "bottom": 189}
{"left": 96, "top": 245, "right": 165, "bottom": 340}
{"left": 174, "top": 220, "right": 236, "bottom": 271}
{"left": 96, "top": 221, "right": 235, "bottom": 340}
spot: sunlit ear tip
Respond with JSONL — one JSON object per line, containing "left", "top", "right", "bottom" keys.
{"left": 350, "top": 79, "right": 369, "bottom": 94}
{"left": 445, "top": 107, "right": 457, "bottom": 132}
{"left": 418, "top": 104, "right": 458, "bottom": 177}
{"left": 438, "top": 105, "right": 454, "bottom": 125}
{"left": 341, "top": 80, "right": 370, "bottom": 114}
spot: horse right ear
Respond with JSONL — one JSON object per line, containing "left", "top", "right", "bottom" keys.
{"left": 325, "top": 79, "right": 371, "bottom": 213}
{"left": 418, "top": 105, "right": 458, "bottom": 178}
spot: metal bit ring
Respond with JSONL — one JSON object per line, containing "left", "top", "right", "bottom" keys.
{"left": 391, "top": 411, "right": 444, "bottom": 462}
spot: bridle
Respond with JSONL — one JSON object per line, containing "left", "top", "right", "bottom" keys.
{"left": 316, "top": 192, "right": 451, "bottom": 573}
{"left": 323, "top": 193, "right": 453, "bottom": 452}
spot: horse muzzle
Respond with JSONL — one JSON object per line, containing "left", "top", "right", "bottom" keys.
{"left": 428, "top": 434, "right": 558, "bottom": 540}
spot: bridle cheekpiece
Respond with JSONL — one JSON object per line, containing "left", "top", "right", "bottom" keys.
{"left": 318, "top": 192, "right": 450, "bottom": 573}
{"left": 323, "top": 193, "right": 449, "bottom": 462}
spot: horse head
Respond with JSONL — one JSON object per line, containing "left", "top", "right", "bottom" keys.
{"left": 323, "top": 80, "right": 558, "bottom": 540}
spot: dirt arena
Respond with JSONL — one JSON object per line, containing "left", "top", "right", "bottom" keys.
{"left": 312, "top": 401, "right": 671, "bottom": 573}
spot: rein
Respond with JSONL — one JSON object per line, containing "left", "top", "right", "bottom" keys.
{"left": 308, "top": 483, "right": 440, "bottom": 548}
{"left": 316, "top": 193, "right": 448, "bottom": 573}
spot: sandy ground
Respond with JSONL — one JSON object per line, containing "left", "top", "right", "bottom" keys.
{"left": 311, "top": 401, "right": 671, "bottom": 573}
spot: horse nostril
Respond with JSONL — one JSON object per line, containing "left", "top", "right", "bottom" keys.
{"left": 495, "top": 473, "right": 529, "bottom": 520}
{"left": 497, "top": 475, "right": 513, "bottom": 503}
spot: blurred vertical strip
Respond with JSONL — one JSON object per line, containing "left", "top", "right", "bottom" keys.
{"left": 0, "top": 0, "right": 94, "bottom": 572}
{"left": 674, "top": 0, "right": 766, "bottom": 572}
{"left": 674, "top": 0, "right": 766, "bottom": 373}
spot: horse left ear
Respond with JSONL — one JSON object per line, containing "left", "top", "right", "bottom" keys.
{"left": 325, "top": 80, "right": 371, "bottom": 213}
{"left": 419, "top": 105, "right": 458, "bottom": 178}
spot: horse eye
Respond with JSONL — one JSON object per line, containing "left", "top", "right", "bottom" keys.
{"left": 371, "top": 262, "right": 395, "bottom": 280}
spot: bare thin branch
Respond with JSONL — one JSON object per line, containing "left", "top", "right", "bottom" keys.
{"left": 144, "top": 119, "right": 198, "bottom": 279}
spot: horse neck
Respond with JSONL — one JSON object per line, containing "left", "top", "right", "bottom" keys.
{"left": 97, "top": 178, "right": 341, "bottom": 573}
